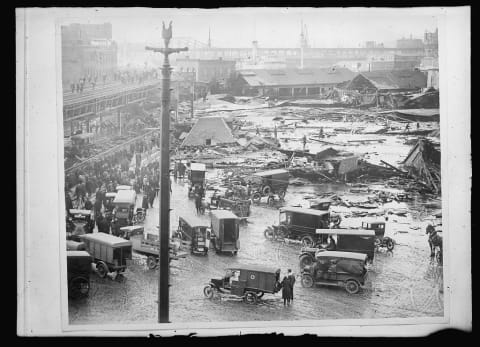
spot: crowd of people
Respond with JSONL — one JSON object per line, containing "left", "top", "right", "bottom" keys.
{"left": 67, "top": 68, "right": 159, "bottom": 94}
{"left": 65, "top": 135, "right": 162, "bottom": 234}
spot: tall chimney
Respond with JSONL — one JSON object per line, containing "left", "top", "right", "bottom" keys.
{"left": 252, "top": 40, "right": 258, "bottom": 65}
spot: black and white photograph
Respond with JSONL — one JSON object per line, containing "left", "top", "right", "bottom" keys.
{"left": 16, "top": 7, "right": 471, "bottom": 336}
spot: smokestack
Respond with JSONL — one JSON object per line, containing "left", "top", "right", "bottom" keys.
{"left": 252, "top": 40, "right": 258, "bottom": 65}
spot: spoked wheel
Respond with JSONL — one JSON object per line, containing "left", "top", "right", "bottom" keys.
{"left": 386, "top": 238, "right": 395, "bottom": 251}
{"left": 251, "top": 193, "right": 262, "bottom": 204}
{"left": 345, "top": 280, "right": 360, "bottom": 294}
{"left": 301, "top": 274, "right": 314, "bottom": 288}
{"left": 264, "top": 227, "right": 275, "bottom": 240}
{"left": 203, "top": 285, "right": 215, "bottom": 299}
{"left": 301, "top": 235, "right": 315, "bottom": 248}
{"left": 299, "top": 254, "right": 314, "bottom": 270}
{"left": 96, "top": 262, "right": 109, "bottom": 278}
{"left": 69, "top": 277, "right": 90, "bottom": 299}
{"left": 243, "top": 291, "right": 258, "bottom": 304}
{"left": 147, "top": 256, "right": 158, "bottom": 270}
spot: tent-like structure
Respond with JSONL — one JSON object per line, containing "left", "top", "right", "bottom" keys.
{"left": 180, "top": 116, "right": 236, "bottom": 147}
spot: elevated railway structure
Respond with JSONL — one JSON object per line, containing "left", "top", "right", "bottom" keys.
{"left": 63, "top": 80, "right": 161, "bottom": 134}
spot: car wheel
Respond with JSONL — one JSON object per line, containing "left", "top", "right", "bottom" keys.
{"left": 301, "top": 274, "right": 314, "bottom": 288}
{"left": 299, "top": 254, "right": 314, "bottom": 269}
{"left": 301, "top": 235, "right": 314, "bottom": 248}
{"left": 96, "top": 262, "right": 109, "bottom": 278}
{"left": 345, "top": 280, "right": 360, "bottom": 294}
{"left": 244, "top": 291, "right": 258, "bottom": 304}
{"left": 147, "top": 256, "right": 157, "bottom": 269}
{"left": 203, "top": 285, "right": 214, "bottom": 299}
{"left": 386, "top": 239, "right": 395, "bottom": 251}
{"left": 251, "top": 193, "right": 261, "bottom": 204}
{"left": 262, "top": 185, "right": 272, "bottom": 196}
{"left": 264, "top": 227, "right": 275, "bottom": 240}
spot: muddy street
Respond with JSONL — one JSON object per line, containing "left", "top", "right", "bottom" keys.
{"left": 69, "top": 174, "right": 443, "bottom": 324}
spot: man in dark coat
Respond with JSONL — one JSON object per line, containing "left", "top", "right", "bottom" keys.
{"left": 84, "top": 198, "right": 93, "bottom": 211}
{"left": 142, "top": 191, "right": 150, "bottom": 210}
{"left": 287, "top": 269, "right": 296, "bottom": 302}
{"left": 281, "top": 274, "right": 292, "bottom": 306}
{"left": 194, "top": 193, "right": 202, "bottom": 215}
{"left": 148, "top": 185, "right": 156, "bottom": 208}
{"left": 96, "top": 215, "right": 110, "bottom": 234}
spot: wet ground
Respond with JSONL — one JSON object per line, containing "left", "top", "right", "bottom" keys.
{"left": 69, "top": 176, "right": 443, "bottom": 324}
{"left": 69, "top": 105, "right": 442, "bottom": 324}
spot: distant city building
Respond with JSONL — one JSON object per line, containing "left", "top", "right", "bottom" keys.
{"left": 232, "top": 67, "right": 356, "bottom": 98}
{"left": 175, "top": 57, "right": 236, "bottom": 84}
{"left": 345, "top": 70, "right": 427, "bottom": 93}
{"left": 423, "top": 28, "right": 439, "bottom": 58}
{"left": 61, "top": 23, "right": 118, "bottom": 86}
{"left": 365, "top": 41, "right": 384, "bottom": 48}
{"left": 367, "top": 52, "right": 423, "bottom": 71}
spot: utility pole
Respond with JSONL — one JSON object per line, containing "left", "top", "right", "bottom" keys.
{"left": 145, "top": 21, "right": 188, "bottom": 324}
{"left": 191, "top": 71, "right": 195, "bottom": 119}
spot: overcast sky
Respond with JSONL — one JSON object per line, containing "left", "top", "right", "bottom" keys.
{"left": 60, "top": 7, "right": 438, "bottom": 48}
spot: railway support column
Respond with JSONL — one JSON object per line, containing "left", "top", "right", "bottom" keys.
{"left": 117, "top": 109, "right": 121, "bottom": 136}
{"left": 146, "top": 21, "right": 188, "bottom": 324}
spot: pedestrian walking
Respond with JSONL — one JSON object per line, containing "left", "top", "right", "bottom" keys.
{"left": 302, "top": 134, "right": 307, "bottom": 151}
{"left": 281, "top": 273, "right": 292, "bottom": 306}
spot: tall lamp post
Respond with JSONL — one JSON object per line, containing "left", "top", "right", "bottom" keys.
{"left": 145, "top": 21, "right": 188, "bottom": 323}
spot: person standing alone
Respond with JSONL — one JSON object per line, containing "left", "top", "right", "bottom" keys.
{"left": 281, "top": 273, "right": 292, "bottom": 306}
{"left": 287, "top": 269, "right": 296, "bottom": 302}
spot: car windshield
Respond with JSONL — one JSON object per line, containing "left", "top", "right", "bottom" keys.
{"left": 279, "top": 211, "right": 287, "bottom": 224}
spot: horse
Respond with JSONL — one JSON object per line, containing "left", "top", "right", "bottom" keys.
{"left": 426, "top": 224, "right": 443, "bottom": 263}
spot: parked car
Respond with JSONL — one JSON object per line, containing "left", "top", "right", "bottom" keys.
{"left": 175, "top": 215, "right": 211, "bottom": 255}
{"left": 299, "top": 228, "right": 376, "bottom": 268}
{"left": 67, "top": 209, "right": 95, "bottom": 241}
{"left": 67, "top": 250, "right": 92, "bottom": 299}
{"left": 203, "top": 265, "right": 282, "bottom": 304}
{"left": 217, "top": 197, "right": 251, "bottom": 221}
{"left": 111, "top": 189, "right": 137, "bottom": 235}
{"left": 361, "top": 220, "right": 395, "bottom": 251}
{"left": 301, "top": 251, "right": 368, "bottom": 294}
{"left": 264, "top": 206, "right": 341, "bottom": 247}
{"left": 188, "top": 162, "right": 206, "bottom": 198}
{"left": 79, "top": 233, "right": 132, "bottom": 278}
{"left": 210, "top": 210, "right": 240, "bottom": 255}
{"left": 250, "top": 169, "right": 289, "bottom": 204}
